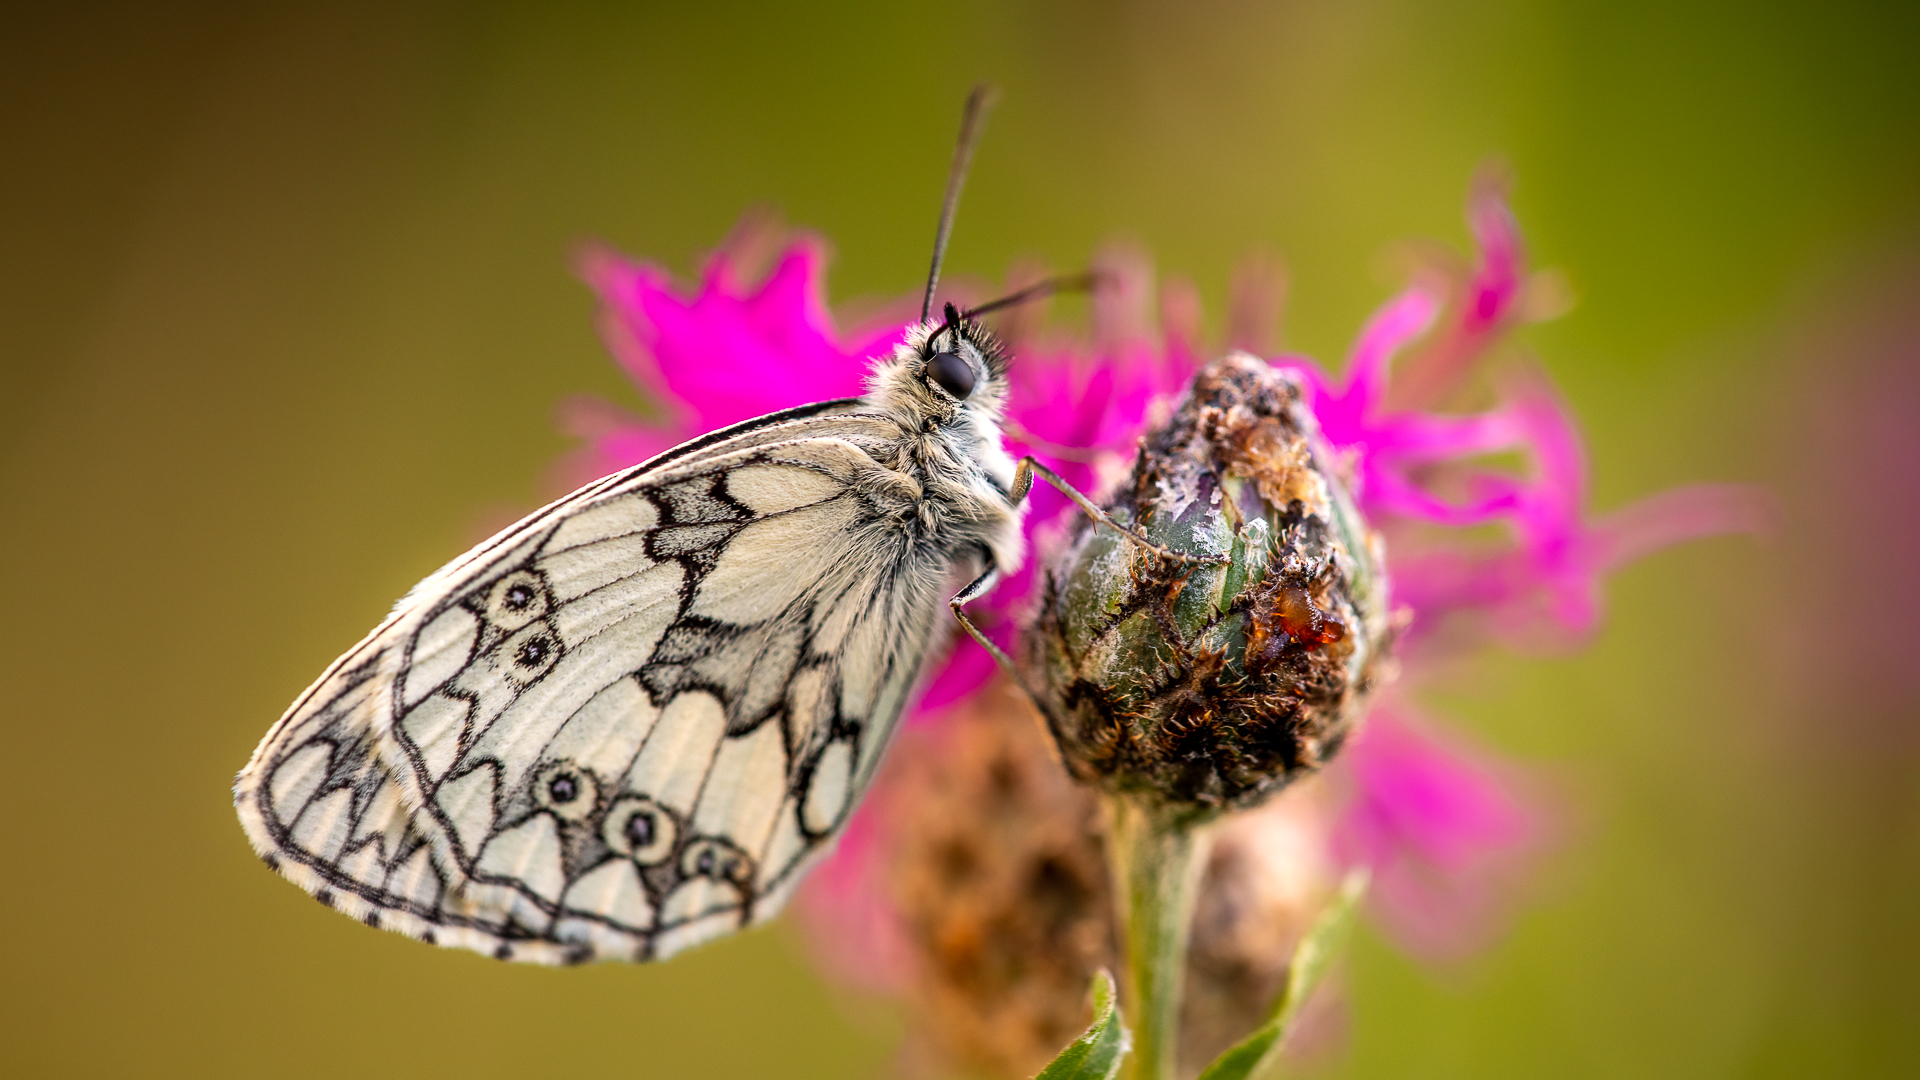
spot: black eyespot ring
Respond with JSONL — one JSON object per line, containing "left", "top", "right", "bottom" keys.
{"left": 532, "top": 760, "right": 598, "bottom": 821}
{"left": 928, "top": 350, "right": 976, "bottom": 399}
{"left": 603, "top": 795, "right": 677, "bottom": 864}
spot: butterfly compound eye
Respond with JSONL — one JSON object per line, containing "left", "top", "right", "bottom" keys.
{"left": 928, "top": 351, "right": 976, "bottom": 399}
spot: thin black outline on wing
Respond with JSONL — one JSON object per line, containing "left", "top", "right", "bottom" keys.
{"left": 234, "top": 398, "right": 964, "bottom": 964}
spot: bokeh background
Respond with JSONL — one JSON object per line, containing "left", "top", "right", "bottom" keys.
{"left": 5, "top": 1, "right": 1918, "bottom": 1076}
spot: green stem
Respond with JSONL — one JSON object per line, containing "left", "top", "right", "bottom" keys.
{"left": 1105, "top": 794, "right": 1213, "bottom": 1080}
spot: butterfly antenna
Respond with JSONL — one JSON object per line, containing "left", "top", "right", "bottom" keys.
{"left": 962, "top": 271, "right": 1103, "bottom": 320}
{"left": 921, "top": 85, "right": 997, "bottom": 324}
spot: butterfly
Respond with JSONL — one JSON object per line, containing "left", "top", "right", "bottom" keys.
{"left": 232, "top": 90, "right": 1202, "bottom": 965}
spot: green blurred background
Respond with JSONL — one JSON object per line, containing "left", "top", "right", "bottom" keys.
{"left": 4, "top": 1, "right": 1917, "bottom": 1076}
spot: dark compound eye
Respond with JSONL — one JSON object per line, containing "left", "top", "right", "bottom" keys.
{"left": 927, "top": 350, "right": 976, "bottom": 399}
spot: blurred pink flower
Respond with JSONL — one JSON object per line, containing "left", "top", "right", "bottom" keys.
{"left": 563, "top": 175, "right": 1767, "bottom": 982}
{"left": 1267, "top": 173, "right": 1769, "bottom": 951}
{"left": 1282, "top": 174, "right": 1773, "bottom": 649}
{"left": 1331, "top": 706, "right": 1543, "bottom": 962}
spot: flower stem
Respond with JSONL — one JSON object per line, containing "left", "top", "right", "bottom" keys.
{"left": 1105, "top": 794, "right": 1213, "bottom": 1080}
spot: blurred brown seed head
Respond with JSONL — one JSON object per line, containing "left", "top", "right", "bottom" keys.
{"left": 1180, "top": 785, "right": 1340, "bottom": 1072}
{"left": 882, "top": 686, "right": 1116, "bottom": 1078}
{"left": 873, "top": 686, "right": 1341, "bottom": 1079}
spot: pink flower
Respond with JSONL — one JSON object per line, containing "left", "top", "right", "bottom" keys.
{"left": 563, "top": 175, "right": 1767, "bottom": 974}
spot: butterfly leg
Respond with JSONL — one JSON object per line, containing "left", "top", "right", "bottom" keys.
{"left": 950, "top": 560, "right": 1024, "bottom": 686}
{"left": 1011, "top": 456, "right": 1227, "bottom": 566}
{"left": 950, "top": 461, "right": 1228, "bottom": 694}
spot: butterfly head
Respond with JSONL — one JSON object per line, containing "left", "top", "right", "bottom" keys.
{"left": 870, "top": 301, "right": 1012, "bottom": 435}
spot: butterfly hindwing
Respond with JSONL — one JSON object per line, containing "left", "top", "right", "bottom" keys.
{"left": 236, "top": 405, "right": 958, "bottom": 964}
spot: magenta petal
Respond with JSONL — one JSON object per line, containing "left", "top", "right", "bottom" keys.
{"left": 1519, "top": 482, "right": 1773, "bottom": 639}
{"left": 1337, "top": 712, "right": 1532, "bottom": 871}
{"left": 912, "top": 635, "right": 1004, "bottom": 722}
{"left": 1587, "top": 483, "right": 1779, "bottom": 570}
{"left": 1504, "top": 376, "right": 1589, "bottom": 548}
{"left": 1392, "top": 548, "right": 1552, "bottom": 641}
{"left": 1362, "top": 464, "right": 1526, "bottom": 526}
{"left": 1464, "top": 174, "right": 1524, "bottom": 332}
{"left": 1368, "top": 409, "right": 1525, "bottom": 462}
{"left": 1319, "top": 288, "right": 1441, "bottom": 442}
{"left": 1332, "top": 710, "right": 1543, "bottom": 961}
{"left": 577, "top": 251, "right": 684, "bottom": 416}
{"left": 792, "top": 805, "right": 916, "bottom": 994}
{"left": 585, "top": 239, "right": 889, "bottom": 434}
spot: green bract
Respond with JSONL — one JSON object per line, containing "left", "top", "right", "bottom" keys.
{"left": 1024, "top": 353, "right": 1393, "bottom": 812}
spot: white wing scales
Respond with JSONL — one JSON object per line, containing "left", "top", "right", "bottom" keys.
{"left": 236, "top": 405, "right": 961, "bottom": 964}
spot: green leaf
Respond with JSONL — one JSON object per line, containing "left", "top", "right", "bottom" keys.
{"left": 1035, "top": 969, "right": 1132, "bottom": 1080}
{"left": 1194, "top": 869, "right": 1368, "bottom": 1080}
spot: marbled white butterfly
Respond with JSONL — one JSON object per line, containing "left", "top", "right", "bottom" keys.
{"left": 232, "top": 89, "right": 1197, "bottom": 965}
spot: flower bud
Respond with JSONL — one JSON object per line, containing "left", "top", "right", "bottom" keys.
{"left": 1023, "top": 353, "right": 1392, "bottom": 811}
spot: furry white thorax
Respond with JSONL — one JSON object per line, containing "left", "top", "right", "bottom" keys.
{"left": 860, "top": 318, "right": 1026, "bottom": 580}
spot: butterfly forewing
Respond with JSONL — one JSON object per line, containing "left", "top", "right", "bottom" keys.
{"left": 235, "top": 402, "right": 961, "bottom": 964}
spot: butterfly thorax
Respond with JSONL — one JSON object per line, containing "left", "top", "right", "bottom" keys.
{"left": 862, "top": 319, "right": 1026, "bottom": 580}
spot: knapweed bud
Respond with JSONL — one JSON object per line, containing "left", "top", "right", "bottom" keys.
{"left": 1023, "top": 353, "right": 1392, "bottom": 811}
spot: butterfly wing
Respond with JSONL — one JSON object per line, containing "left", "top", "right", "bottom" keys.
{"left": 236, "top": 402, "right": 959, "bottom": 964}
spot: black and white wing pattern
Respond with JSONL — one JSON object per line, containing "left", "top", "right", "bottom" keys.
{"left": 235, "top": 401, "right": 962, "bottom": 964}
